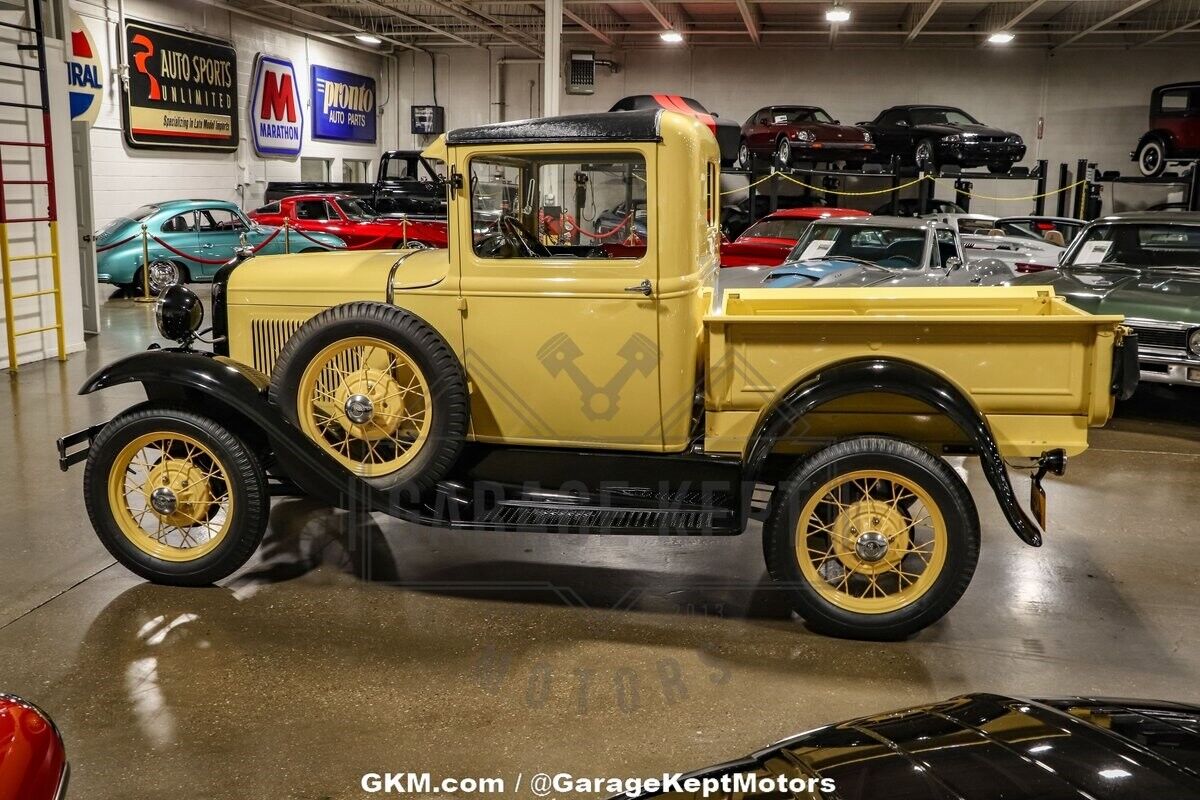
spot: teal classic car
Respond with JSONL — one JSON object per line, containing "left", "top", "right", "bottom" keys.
{"left": 94, "top": 199, "right": 346, "bottom": 295}
{"left": 1014, "top": 211, "right": 1200, "bottom": 387}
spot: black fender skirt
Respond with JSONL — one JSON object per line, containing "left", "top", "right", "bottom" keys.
{"left": 743, "top": 357, "right": 1045, "bottom": 547}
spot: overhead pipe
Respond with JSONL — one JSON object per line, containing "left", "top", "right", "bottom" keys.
{"left": 493, "top": 57, "right": 543, "bottom": 123}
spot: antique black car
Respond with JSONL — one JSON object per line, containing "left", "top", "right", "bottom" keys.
{"left": 616, "top": 693, "right": 1200, "bottom": 799}
{"left": 861, "top": 105, "right": 1026, "bottom": 173}
{"left": 1132, "top": 81, "right": 1200, "bottom": 177}
{"left": 264, "top": 150, "right": 447, "bottom": 219}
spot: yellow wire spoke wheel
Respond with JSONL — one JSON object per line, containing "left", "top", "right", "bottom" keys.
{"left": 796, "top": 469, "right": 948, "bottom": 615}
{"left": 296, "top": 336, "right": 433, "bottom": 477}
{"left": 106, "top": 432, "right": 234, "bottom": 563}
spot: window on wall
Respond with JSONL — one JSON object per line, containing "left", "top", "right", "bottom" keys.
{"left": 301, "top": 158, "right": 331, "bottom": 182}
{"left": 343, "top": 159, "right": 371, "bottom": 183}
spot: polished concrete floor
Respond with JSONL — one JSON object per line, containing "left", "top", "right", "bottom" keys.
{"left": 2, "top": 288, "right": 1200, "bottom": 798}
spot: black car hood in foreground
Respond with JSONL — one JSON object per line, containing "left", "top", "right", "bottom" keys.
{"left": 915, "top": 122, "right": 1012, "bottom": 138}
{"left": 617, "top": 694, "right": 1200, "bottom": 799}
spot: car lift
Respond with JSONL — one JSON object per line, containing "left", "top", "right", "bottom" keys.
{"left": 1096, "top": 162, "right": 1200, "bottom": 214}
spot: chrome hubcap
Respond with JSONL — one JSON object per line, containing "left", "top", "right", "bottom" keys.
{"left": 150, "top": 486, "right": 178, "bottom": 516}
{"left": 854, "top": 531, "right": 889, "bottom": 563}
{"left": 343, "top": 393, "right": 375, "bottom": 424}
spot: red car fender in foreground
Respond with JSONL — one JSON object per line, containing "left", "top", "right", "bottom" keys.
{"left": 720, "top": 207, "right": 868, "bottom": 267}
{"left": 0, "top": 694, "right": 67, "bottom": 800}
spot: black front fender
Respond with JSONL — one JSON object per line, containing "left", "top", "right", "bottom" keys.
{"left": 78, "top": 351, "right": 392, "bottom": 513}
{"left": 744, "top": 357, "right": 1044, "bottom": 547}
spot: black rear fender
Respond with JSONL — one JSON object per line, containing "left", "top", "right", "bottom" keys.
{"left": 743, "top": 357, "right": 1044, "bottom": 547}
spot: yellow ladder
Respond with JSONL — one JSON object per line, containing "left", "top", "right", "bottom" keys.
{"left": 0, "top": 0, "right": 64, "bottom": 373}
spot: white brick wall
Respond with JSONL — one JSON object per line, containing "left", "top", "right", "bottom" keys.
{"left": 72, "top": 0, "right": 399, "bottom": 231}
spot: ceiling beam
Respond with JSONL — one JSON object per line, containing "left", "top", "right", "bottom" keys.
{"left": 562, "top": 5, "right": 617, "bottom": 44}
{"left": 1135, "top": 14, "right": 1200, "bottom": 46}
{"left": 250, "top": 0, "right": 428, "bottom": 51}
{"left": 1053, "top": 0, "right": 1158, "bottom": 48}
{"left": 639, "top": 0, "right": 674, "bottom": 28}
{"left": 413, "top": 0, "right": 543, "bottom": 53}
{"left": 352, "top": 0, "right": 482, "bottom": 48}
{"left": 999, "top": 0, "right": 1052, "bottom": 28}
{"left": 906, "top": 0, "right": 945, "bottom": 41}
{"left": 734, "top": 0, "right": 762, "bottom": 43}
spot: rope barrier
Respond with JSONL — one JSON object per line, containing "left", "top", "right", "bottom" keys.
{"left": 149, "top": 226, "right": 283, "bottom": 265}
{"left": 930, "top": 176, "right": 1087, "bottom": 202}
{"left": 778, "top": 173, "right": 929, "bottom": 196}
{"left": 719, "top": 170, "right": 1090, "bottom": 203}
{"left": 95, "top": 233, "right": 138, "bottom": 253}
{"left": 288, "top": 225, "right": 345, "bottom": 249}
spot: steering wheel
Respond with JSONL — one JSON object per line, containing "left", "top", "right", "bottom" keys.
{"left": 474, "top": 214, "right": 550, "bottom": 259}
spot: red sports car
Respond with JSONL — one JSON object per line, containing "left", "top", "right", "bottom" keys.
{"left": 0, "top": 694, "right": 67, "bottom": 799}
{"left": 249, "top": 194, "right": 448, "bottom": 250}
{"left": 739, "top": 106, "right": 876, "bottom": 168}
{"left": 720, "top": 206, "right": 868, "bottom": 267}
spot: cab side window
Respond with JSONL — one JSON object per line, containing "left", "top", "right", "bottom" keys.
{"left": 198, "top": 208, "right": 246, "bottom": 232}
{"left": 880, "top": 109, "right": 909, "bottom": 127}
{"left": 469, "top": 153, "right": 648, "bottom": 260}
{"left": 935, "top": 229, "right": 959, "bottom": 266}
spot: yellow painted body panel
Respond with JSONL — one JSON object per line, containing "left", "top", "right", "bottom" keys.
{"left": 224, "top": 111, "right": 1122, "bottom": 463}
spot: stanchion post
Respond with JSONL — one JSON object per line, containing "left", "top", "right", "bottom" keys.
{"left": 1034, "top": 160, "right": 1048, "bottom": 216}
{"left": 1056, "top": 163, "right": 1070, "bottom": 217}
{"left": 1188, "top": 163, "right": 1200, "bottom": 212}
{"left": 889, "top": 156, "right": 901, "bottom": 213}
{"left": 134, "top": 222, "right": 155, "bottom": 303}
{"left": 283, "top": 219, "right": 290, "bottom": 254}
{"left": 1073, "top": 159, "right": 1090, "bottom": 220}
{"left": 954, "top": 179, "right": 971, "bottom": 213}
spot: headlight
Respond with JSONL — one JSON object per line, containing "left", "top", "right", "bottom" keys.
{"left": 943, "top": 134, "right": 963, "bottom": 143}
{"left": 155, "top": 284, "right": 204, "bottom": 343}
{"left": 793, "top": 130, "right": 814, "bottom": 142}
{"left": 862, "top": 131, "right": 872, "bottom": 142}
{"left": 1008, "top": 134, "right": 1023, "bottom": 144}
{"left": 1189, "top": 328, "right": 1200, "bottom": 356}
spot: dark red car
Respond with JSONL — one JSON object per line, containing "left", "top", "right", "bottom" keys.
{"left": 249, "top": 194, "right": 448, "bottom": 250}
{"left": 609, "top": 94, "right": 740, "bottom": 166}
{"left": 720, "top": 206, "right": 868, "bottom": 267}
{"left": 0, "top": 694, "right": 67, "bottom": 799}
{"left": 739, "top": 105, "right": 876, "bottom": 169}
{"left": 1133, "top": 81, "right": 1200, "bottom": 177}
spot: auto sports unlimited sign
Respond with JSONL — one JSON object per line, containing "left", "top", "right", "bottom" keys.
{"left": 67, "top": 11, "right": 103, "bottom": 125}
{"left": 311, "top": 65, "right": 377, "bottom": 144}
{"left": 250, "top": 54, "right": 302, "bottom": 157}
{"left": 122, "top": 19, "right": 238, "bottom": 151}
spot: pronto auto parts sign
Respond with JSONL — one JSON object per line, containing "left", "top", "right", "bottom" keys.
{"left": 250, "top": 54, "right": 302, "bottom": 157}
{"left": 122, "top": 19, "right": 239, "bottom": 151}
{"left": 311, "top": 65, "right": 377, "bottom": 144}
{"left": 67, "top": 11, "right": 102, "bottom": 125}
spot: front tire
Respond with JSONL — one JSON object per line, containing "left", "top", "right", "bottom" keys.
{"left": 737, "top": 140, "right": 753, "bottom": 170}
{"left": 269, "top": 302, "right": 469, "bottom": 494}
{"left": 1136, "top": 137, "right": 1167, "bottom": 177}
{"left": 914, "top": 139, "right": 939, "bottom": 172}
{"left": 84, "top": 403, "right": 270, "bottom": 586}
{"left": 775, "top": 138, "right": 792, "bottom": 169}
{"left": 763, "top": 436, "right": 980, "bottom": 640}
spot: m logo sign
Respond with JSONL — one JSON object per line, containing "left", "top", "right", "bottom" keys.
{"left": 250, "top": 54, "right": 302, "bottom": 157}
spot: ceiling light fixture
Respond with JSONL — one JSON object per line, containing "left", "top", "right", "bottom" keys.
{"left": 659, "top": 29, "right": 684, "bottom": 43}
{"left": 825, "top": 5, "right": 851, "bottom": 23}
{"left": 355, "top": 33, "right": 383, "bottom": 45}
{"left": 987, "top": 31, "right": 1015, "bottom": 44}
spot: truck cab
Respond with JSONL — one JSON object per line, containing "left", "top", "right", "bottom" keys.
{"left": 60, "top": 110, "right": 1137, "bottom": 641}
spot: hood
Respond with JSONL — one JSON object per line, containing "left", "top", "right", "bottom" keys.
{"left": 811, "top": 264, "right": 897, "bottom": 287}
{"left": 915, "top": 122, "right": 1010, "bottom": 137}
{"left": 228, "top": 246, "right": 449, "bottom": 306}
{"left": 797, "top": 122, "right": 871, "bottom": 141}
{"left": 1018, "top": 267, "right": 1200, "bottom": 320}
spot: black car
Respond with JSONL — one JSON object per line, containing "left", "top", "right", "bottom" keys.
{"left": 617, "top": 693, "right": 1200, "bottom": 799}
{"left": 861, "top": 105, "right": 1026, "bottom": 173}
{"left": 609, "top": 94, "right": 740, "bottom": 166}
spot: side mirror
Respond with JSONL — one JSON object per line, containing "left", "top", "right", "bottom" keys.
{"left": 897, "top": 120, "right": 909, "bottom": 127}
{"left": 945, "top": 256, "right": 963, "bottom": 271}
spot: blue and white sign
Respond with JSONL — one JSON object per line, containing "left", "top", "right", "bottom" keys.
{"left": 250, "top": 54, "right": 302, "bottom": 157}
{"left": 67, "top": 11, "right": 103, "bottom": 125}
{"left": 311, "top": 65, "right": 376, "bottom": 144}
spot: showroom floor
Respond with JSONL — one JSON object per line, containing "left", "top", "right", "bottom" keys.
{"left": 2, "top": 289, "right": 1199, "bottom": 798}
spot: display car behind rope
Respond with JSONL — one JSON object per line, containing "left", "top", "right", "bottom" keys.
{"left": 59, "top": 109, "right": 1136, "bottom": 641}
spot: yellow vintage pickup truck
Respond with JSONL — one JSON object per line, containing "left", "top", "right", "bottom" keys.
{"left": 58, "top": 110, "right": 1137, "bottom": 640}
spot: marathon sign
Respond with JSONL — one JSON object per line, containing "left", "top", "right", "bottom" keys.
{"left": 311, "top": 65, "right": 377, "bottom": 144}
{"left": 250, "top": 54, "right": 302, "bottom": 157}
{"left": 121, "top": 19, "right": 239, "bottom": 151}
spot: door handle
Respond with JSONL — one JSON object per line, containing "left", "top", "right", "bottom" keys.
{"left": 624, "top": 279, "right": 652, "bottom": 297}
{"left": 81, "top": 234, "right": 93, "bottom": 242}
{"left": 202, "top": 243, "right": 214, "bottom": 248}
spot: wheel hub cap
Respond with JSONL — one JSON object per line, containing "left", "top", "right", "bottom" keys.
{"left": 343, "top": 393, "right": 375, "bottom": 424}
{"left": 144, "top": 458, "right": 214, "bottom": 527}
{"left": 832, "top": 497, "right": 910, "bottom": 573}
{"left": 855, "top": 531, "right": 889, "bottom": 562}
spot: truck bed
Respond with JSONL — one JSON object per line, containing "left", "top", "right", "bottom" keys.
{"left": 703, "top": 286, "right": 1126, "bottom": 459}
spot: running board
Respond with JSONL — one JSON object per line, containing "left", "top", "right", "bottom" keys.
{"left": 475, "top": 499, "right": 733, "bottom": 533}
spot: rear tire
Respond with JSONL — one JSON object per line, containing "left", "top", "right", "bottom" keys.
{"left": 737, "top": 140, "right": 753, "bottom": 170}
{"left": 775, "top": 137, "right": 792, "bottom": 169}
{"left": 763, "top": 436, "right": 980, "bottom": 640}
{"left": 84, "top": 403, "right": 270, "bottom": 586}
{"left": 269, "top": 302, "right": 469, "bottom": 494}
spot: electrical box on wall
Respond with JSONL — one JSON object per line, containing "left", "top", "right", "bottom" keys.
{"left": 411, "top": 105, "right": 445, "bottom": 135}
{"left": 567, "top": 51, "right": 595, "bottom": 95}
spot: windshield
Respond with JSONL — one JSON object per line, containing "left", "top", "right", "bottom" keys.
{"left": 957, "top": 218, "right": 999, "bottom": 235}
{"left": 1067, "top": 223, "right": 1200, "bottom": 269}
{"left": 773, "top": 107, "right": 834, "bottom": 124}
{"left": 788, "top": 223, "right": 928, "bottom": 269}
{"left": 339, "top": 198, "right": 377, "bottom": 220}
{"left": 910, "top": 107, "right": 979, "bottom": 126}
{"left": 738, "top": 217, "right": 814, "bottom": 241}
{"left": 999, "top": 218, "right": 1082, "bottom": 244}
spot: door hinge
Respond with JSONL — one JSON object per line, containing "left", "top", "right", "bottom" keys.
{"left": 457, "top": 297, "right": 468, "bottom": 312}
